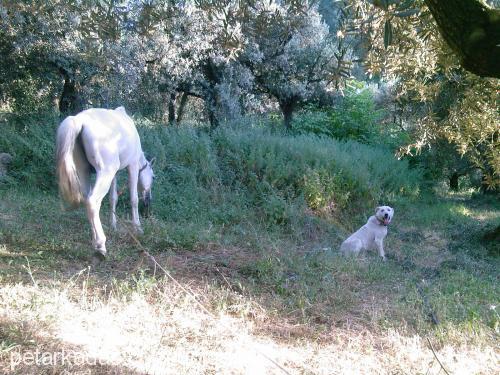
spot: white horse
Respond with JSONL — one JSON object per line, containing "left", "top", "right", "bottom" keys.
{"left": 56, "top": 106, "right": 154, "bottom": 260}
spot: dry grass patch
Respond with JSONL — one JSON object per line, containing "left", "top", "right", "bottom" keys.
{"left": 0, "top": 263, "right": 498, "bottom": 375}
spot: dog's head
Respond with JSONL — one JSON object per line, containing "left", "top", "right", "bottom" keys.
{"left": 375, "top": 206, "right": 394, "bottom": 226}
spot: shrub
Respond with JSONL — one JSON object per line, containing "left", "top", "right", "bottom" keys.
{"left": 293, "top": 83, "right": 385, "bottom": 145}
{"left": 0, "top": 112, "right": 58, "bottom": 190}
{"left": 212, "top": 127, "right": 420, "bottom": 209}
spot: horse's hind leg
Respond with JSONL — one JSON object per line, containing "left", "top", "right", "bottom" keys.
{"left": 109, "top": 176, "right": 118, "bottom": 231}
{"left": 86, "top": 171, "right": 115, "bottom": 258}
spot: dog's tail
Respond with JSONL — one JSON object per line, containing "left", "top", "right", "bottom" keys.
{"left": 56, "top": 116, "right": 89, "bottom": 207}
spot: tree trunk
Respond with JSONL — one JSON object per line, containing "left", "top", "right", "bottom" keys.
{"left": 279, "top": 100, "right": 296, "bottom": 131}
{"left": 203, "top": 85, "right": 220, "bottom": 130}
{"left": 201, "top": 58, "right": 223, "bottom": 129}
{"left": 207, "top": 107, "right": 219, "bottom": 129}
{"left": 449, "top": 172, "right": 460, "bottom": 191}
{"left": 168, "top": 92, "right": 176, "bottom": 126}
{"left": 176, "top": 92, "right": 189, "bottom": 124}
{"left": 424, "top": 0, "right": 500, "bottom": 78}
{"left": 203, "top": 89, "right": 219, "bottom": 129}
{"left": 59, "top": 69, "right": 84, "bottom": 115}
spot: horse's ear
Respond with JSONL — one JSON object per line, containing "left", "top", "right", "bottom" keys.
{"left": 149, "top": 157, "right": 156, "bottom": 167}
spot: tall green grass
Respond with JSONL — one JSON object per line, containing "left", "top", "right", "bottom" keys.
{"left": 1, "top": 113, "right": 421, "bottom": 248}
{"left": 0, "top": 112, "right": 58, "bottom": 190}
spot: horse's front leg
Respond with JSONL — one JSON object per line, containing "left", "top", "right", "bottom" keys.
{"left": 128, "top": 164, "right": 142, "bottom": 234}
{"left": 109, "top": 176, "right": 118, "bottom": 231}
{"left": 86, "top": 170, "right": 115, "bottom": 258}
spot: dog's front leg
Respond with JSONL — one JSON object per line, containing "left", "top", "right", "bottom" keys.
{"left": 374, "top": 237, "right": 386, "bottom": 261}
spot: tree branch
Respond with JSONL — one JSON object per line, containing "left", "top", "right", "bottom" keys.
{"left": 424, "top": 0, "right": 500, "bottom": 78}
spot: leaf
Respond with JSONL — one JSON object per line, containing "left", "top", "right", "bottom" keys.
{"left": 396, "top": 0, "right": 416, "bottom": 11}
{"left": 372, "top": 0, "right": 390, "bottom": 10}
{"left": 394, "top": 9, "right": 420, "bottom": 18}
{"left": 384, "top": 19, "right": 393, "bottom": 49}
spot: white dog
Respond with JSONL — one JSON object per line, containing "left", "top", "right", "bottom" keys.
{"left": 340, "top": 206, "right": 394, "bottom": 260}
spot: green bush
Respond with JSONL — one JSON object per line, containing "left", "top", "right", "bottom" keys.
{"left": 292, "top": 81, "right": 392, "bottom": 147}
{"left": 303, "top": 168, "right": 351, "bottom": 212}
{"left": 0, "top": 112, "right": 58, "bottom": 190}
{"left": 212, "top": 127, "right": 420, "bottom": 211}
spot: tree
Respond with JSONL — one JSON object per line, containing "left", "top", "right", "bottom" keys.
{"left": 141, "top": 1, "right": 354, "bottom": 129}
{"left": 239, "top": 1, "right": 354, "bottom": 129}
{"left": 367, "top": 0, "right": 500, "bottom": 78}
{"left": 126, "top": 1, "right": 251, "bottom": 127}
{"left": 424, "top": 0, "right": 500, "bottom": 78}
{"left": 0, "top": 0, "right": 129, "bottom": 115}
{"left": 348, "top": 0, "right": 500, "bottom": 190}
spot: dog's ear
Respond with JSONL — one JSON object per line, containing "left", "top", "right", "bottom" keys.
{"left": 375, "top": 206, "right": 381, "bottom": 214}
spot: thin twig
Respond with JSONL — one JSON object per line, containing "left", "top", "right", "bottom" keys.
{"left": 427, "top": 337, "right": 451, "bottom": 375}
{"left": 23, "top": 256, "right": 37, "bottom": 288}
{"left": 216, "top": 267, "right": 235, "bottom": 291}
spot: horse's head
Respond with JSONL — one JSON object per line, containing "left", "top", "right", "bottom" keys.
{"left": 138, "top": 157, "right": 155, "bottom": 216}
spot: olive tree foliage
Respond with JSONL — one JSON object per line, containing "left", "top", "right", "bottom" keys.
{"left": 99, "top": 0, "right": 355, "bottom": 129}
{"left": 0, "top": 0, "right": 135, "bottom": 115}
{"left": 347, "top": 0, "right": 499, "bottom": 189}
{"left": 424, "top": 0, "right": 500, "bottom": 79}
{"left": 147, "top": 0, "right": 355, "bottom": 129}
{"left": 0, "top": 0, "right": 83, "bottom": 113}
{"left": 0, "top": 0, "right": 356, "bottom": 130}
{"left": 119, "top": 2, "right": 219, "bottom": 121}
{"left": 0, "top": 0, "right": 232, "bottom": 121}
{"left": 231, "top": 0, "right": 356, "bottom": 129}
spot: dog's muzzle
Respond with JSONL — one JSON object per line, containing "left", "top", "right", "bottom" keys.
{"left": 380, "top": 214, "right": 390, "bottom": 226}
{"left": 383, "top": 215, "right": 390, "bottom": 226}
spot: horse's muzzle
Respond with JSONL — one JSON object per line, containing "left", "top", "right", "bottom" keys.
{"left": 141, "top": 193, "right": 152, "bottom": 217}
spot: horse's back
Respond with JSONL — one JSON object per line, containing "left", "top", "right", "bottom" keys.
{"left": 76, "top": 107, "right": 136, "bottom": 135}
{"left": 76, "top": 107, "right": 142, "bottom": 171}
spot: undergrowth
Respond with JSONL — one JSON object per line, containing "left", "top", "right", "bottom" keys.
{"left": 1, "top": 113, "right": 499, "bottom": 374}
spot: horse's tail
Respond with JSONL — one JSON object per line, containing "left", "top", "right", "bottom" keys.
{"left": 56, "top": 116, "right": 89, "bottom": 207}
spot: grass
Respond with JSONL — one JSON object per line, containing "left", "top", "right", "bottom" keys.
{"left": 0, "top": 119, "right": 499, "bottom": 373}
{"left": 1, "top": 189, "right": 499, "bottom": 374}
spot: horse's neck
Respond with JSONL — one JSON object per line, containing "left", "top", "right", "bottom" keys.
{"left": 138, "top": 153, "right": 147, "bottom": 165}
